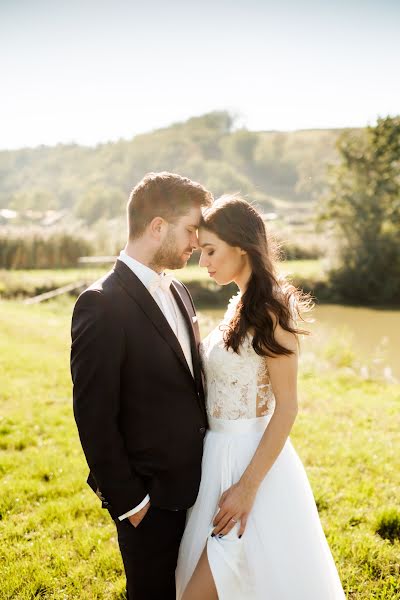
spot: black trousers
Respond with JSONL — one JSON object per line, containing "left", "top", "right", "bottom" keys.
{"left": 115, "top": 506, "right": 187, "bottom": 600}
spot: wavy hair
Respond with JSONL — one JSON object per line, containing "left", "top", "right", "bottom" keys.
{"left": 201, "top": 195, "right": 313, "bottom": 356}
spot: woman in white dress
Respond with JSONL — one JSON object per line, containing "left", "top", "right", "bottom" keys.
{"left": 176, "top": 195, "right": 346, "bottom": 600}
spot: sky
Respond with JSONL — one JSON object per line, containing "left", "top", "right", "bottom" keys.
{"left": 1, "top": 0, "right": 399, "bottom": 149}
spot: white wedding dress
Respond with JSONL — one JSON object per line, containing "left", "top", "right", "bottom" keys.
{"left": 176, "top": 293, "right": 345, "bottom": 599}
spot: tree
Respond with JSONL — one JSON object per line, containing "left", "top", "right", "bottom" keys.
{"left": 75, "top": 186, "right": 126, "bottom": 225}
{"left": 320, "top": 116, "right": 400, "bottom": 304}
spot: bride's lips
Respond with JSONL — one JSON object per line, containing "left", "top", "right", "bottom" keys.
{"left": 208, "top": 271, "right": 216, "bottom": 277}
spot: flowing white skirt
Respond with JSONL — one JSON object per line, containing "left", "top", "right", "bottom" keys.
{"left": 176, "top": 416, "right": 345, "bottom": 600}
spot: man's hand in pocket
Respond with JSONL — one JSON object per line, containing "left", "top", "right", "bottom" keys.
{"left": 128, "top": 501, "right": 150, "bottom": 528}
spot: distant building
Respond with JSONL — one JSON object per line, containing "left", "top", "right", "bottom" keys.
{"left": 0, "top": 208, "right": 18, "bottom": 223}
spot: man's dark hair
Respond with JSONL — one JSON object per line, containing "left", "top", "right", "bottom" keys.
{"left": 127, "top": 172, "right": 213, "bottom": 239}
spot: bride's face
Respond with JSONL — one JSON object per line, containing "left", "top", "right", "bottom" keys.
{"left": 198, "top": 228, "right": 248, "bottom": 286}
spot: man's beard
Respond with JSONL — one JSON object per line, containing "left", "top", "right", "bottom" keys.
{"left": 152, "top": 229, "right": 191, "bottom": 270}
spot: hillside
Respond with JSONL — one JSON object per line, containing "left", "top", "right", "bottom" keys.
{"left": 0, "top": 112, "right": 348, "bottom": 225}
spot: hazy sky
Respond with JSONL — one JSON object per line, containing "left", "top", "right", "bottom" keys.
{"left": 2, "top": 0, "right": 399, "bottom": 149}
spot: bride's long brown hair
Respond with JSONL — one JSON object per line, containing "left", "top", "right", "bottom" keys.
{"left": 201, "top": 195, "right": 313, "bottom": 357}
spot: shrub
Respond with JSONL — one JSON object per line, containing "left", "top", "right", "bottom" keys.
{"left": 375, "top": 509, "right": 400, "bottom": 543}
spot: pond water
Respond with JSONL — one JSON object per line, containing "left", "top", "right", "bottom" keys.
{"left": 198, "top": 303, "right": 400, "bottom": 381}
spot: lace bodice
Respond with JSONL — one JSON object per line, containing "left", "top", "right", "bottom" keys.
{"left": 201, "top": 293, "right": 276, "bottom": 420}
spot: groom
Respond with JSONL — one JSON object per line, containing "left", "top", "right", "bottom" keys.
{"left": 71, "top": 172, "right": 213, "bottom": 599}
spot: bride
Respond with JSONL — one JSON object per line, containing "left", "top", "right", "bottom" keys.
{"left": 176, "top": 195, "right": 345, "bottom": 599}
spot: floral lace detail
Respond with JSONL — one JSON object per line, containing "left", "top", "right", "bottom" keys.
{"left": 256, "top": 359, "right": 275, "bottom": 417}
{"left": 201, "top": 292, "right": 276, "bottom": 420}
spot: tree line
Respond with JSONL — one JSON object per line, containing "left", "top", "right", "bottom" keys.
{"left": 1, "top": 112, "right": 399, "bottom": 305}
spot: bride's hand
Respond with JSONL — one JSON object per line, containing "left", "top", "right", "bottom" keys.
{"left": 212, "top": 482, "right": 257, "bottom": 538}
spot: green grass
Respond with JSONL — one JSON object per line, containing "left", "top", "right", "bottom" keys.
{"left": 0, "top": 268, "right": 108, "bottom": 298}
{"left": 0, "top": 260, "right": 323, "bottom": 298}
{"left": 0, "top": 297, "right": 399, "bottom": 599}
{"left": 278, "top": 258, "right": 324, "bottom": 279}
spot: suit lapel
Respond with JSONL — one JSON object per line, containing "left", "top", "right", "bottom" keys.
{"left": 170, "top": 282, "right": 205, "bottom": 410}
{"left": 114, "top": 260, "right": 194, "bottom": 381}
{"left": 171, "top": 283, "right": 201, "bottom": 349}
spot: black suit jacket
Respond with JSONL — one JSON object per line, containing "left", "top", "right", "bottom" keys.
{"left": 70, "top": 259, "right": 207, "bottom": 519}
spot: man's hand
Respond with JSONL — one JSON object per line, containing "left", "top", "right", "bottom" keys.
{"left": 128, "top": 501, "right": 151, "bottom": 528}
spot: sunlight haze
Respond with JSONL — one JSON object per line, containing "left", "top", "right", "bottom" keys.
{"left": 2, "top": 0, "right": 399, "bottom": 149}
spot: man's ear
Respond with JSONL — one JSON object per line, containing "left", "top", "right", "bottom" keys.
{"left": 149, "top": 217, "right": 167, "bottom": 240}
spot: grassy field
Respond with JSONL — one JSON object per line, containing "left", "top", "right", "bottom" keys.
{"left": 0, "top": 259, "right": 323, "bottom": 298}
{"left": 0, "top": 297, "right": 399, "bottom": 599}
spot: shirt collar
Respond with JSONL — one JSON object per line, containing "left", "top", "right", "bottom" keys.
{"left": 118, "top": 250, "right": 162, "bottom": 292}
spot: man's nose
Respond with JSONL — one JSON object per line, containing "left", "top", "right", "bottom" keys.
{"left": 191, "top": 232, "right": 199, "bottom": 250}
{"left": 199, "top": 251, "right": 207, "bottom": 267}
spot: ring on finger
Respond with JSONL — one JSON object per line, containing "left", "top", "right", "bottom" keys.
{"left": 230, "top": 517, "right": 238, "bottom": 523}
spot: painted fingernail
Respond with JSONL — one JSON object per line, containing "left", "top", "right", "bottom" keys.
{"left": 218, "top": 534, "right": 224, "bottom": 538}
{"left": 239, "top": 535, "right": 242, "bottom": 539}
{"left": 211, "top": 533, "right": 215, "bottom": 537}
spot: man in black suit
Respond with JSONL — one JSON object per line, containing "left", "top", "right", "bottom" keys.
{"left": 71, "top": 172, "right": 213, "bottom": 599}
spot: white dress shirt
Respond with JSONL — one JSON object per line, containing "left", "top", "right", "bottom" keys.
{"left": 117, "top": 250, "right": 194, "bottom": 520}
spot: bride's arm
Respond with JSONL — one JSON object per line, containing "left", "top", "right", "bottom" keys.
{"left": 212, "top": 321, "right": 298, "bottom": 538}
